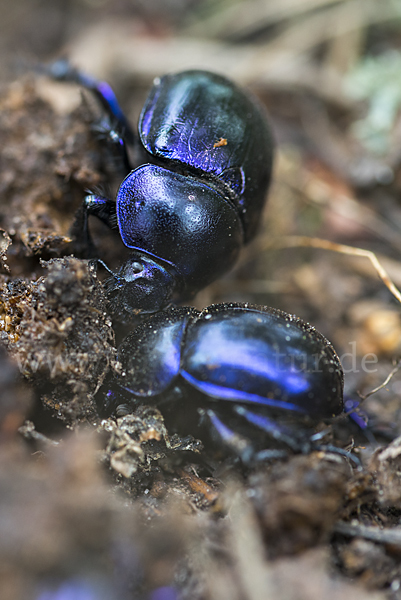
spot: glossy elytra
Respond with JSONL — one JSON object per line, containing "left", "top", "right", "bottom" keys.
{"left": 104, "top": 303, "right": 346, "bottom": 463}
{"left": 51, "top": 62, "right": 274, "bottom": 318}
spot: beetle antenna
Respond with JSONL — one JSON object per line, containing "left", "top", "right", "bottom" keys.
{"left": 92, "top": 259, "right": 124, "bottom": 289}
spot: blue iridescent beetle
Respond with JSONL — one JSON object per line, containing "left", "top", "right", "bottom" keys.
{"left": 49, "top": 64, "right": 351, "bottom": 461}
{"left": 107, "top": 302, "right": 347, "bottom": 463}
{"left": 51, "top": 62, "right": 274, "bottom": 317}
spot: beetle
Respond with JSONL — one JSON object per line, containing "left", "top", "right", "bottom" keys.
{"left": 103, "top": 302, "right": 349, "bottom": 463}
{"left": 51, "top": 62, "right": 274, "bottom": 318}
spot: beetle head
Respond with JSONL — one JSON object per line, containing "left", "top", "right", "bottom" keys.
{"left": 105, "top": 254, "right": 178, "bottom": 318}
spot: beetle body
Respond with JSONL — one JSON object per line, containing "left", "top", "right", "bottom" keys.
{"left": 111, "top": 303, "right": 344, "bottom": 460}
{"left": 75, "top": 69, "right": 274, "bottom": 315}
{"left": 137, "top": 70, "right": 273, "bottom": 242}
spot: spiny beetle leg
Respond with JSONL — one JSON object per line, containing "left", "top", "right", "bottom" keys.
{"left": 69, "top": 194, "right": 117, "bottom": 258}
{"left": 49, "top": 59, "right": 135, "bottom": 144}
{"left": 84, "top": 194, "right": 118, "bottom": 229}
{"left": 50, "top": 59, "right": 133, "bottom": 172}
{"left": 92, "top": 116, "right": 132, "bottom": 173}
{"left": 69, "top": 200, "right": 96, "bottom": 258}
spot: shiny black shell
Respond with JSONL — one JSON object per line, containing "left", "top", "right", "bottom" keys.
{"left": 138, "top": 70, "right": 274, "bottom": 241}
{"left": 117, "top": 303, "right": 344, "bottom": 420}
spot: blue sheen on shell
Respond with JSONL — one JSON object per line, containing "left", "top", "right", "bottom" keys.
{"left": 117, "top": 307, "right": 196, "bottom": 397}
{"left": 139, "top": 70, "right": 274, "bottom": 241}
{"left": 181, "top": 305, "right": 343, "bottom": 418}
{"left": 116, "top": 303, "right": 344, "bottom": 420}
{"left": 116, "top": 164, "right": 243, "bottom": 291}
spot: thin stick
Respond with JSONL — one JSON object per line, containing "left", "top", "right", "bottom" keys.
{"left": 335, "top": 521, "right": 401, "bottom": 547}
{"left": 357, "top": 359, "right": 401, "bottom": 401}
{"left": 263, "top": 236, "right": 401, "bottom": 305}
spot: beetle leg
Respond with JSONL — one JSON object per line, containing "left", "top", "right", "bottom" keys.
{"left": 313, "top": 443, "right": 361, "bottom": 467}
{"left": 49, "top": 59, "right": 133, "bottom": 172}
{"left": 92, "top": 116, "right": 132, "bottom": 173}
{"left": 252, "top": 448, "right": 290, "bottom": 462}
{"left": 204, "top": 409, "right": 256, "bottom": 464}
{"left": 68, "top": 199, "right": 95, "bottom": 257}
{"left": 233, "top": 405, "right": 307, "bottom": 453}
{"left": 343, "top": 397, "right": 380, "bottom": 445}
{"left": 49, "top": 59, "right": 135, "bottom": 144}
{"left": 69, "top": 194, "right": 117, "bottom": 258}
{"left": 84, "top": 194, "right": 118, "bottom": 229}
{"left": 235, "top": 406, "right": 360, "bottom": 465}
{"left": 205, "top": 408, "right": 290, "bottom": 464}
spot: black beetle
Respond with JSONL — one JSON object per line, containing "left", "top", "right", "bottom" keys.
{"left": 51, "top": 63, "right": 274, "bottom": 318}
{"left": 105, "top": 302, "right": 348, "bottom": 463}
